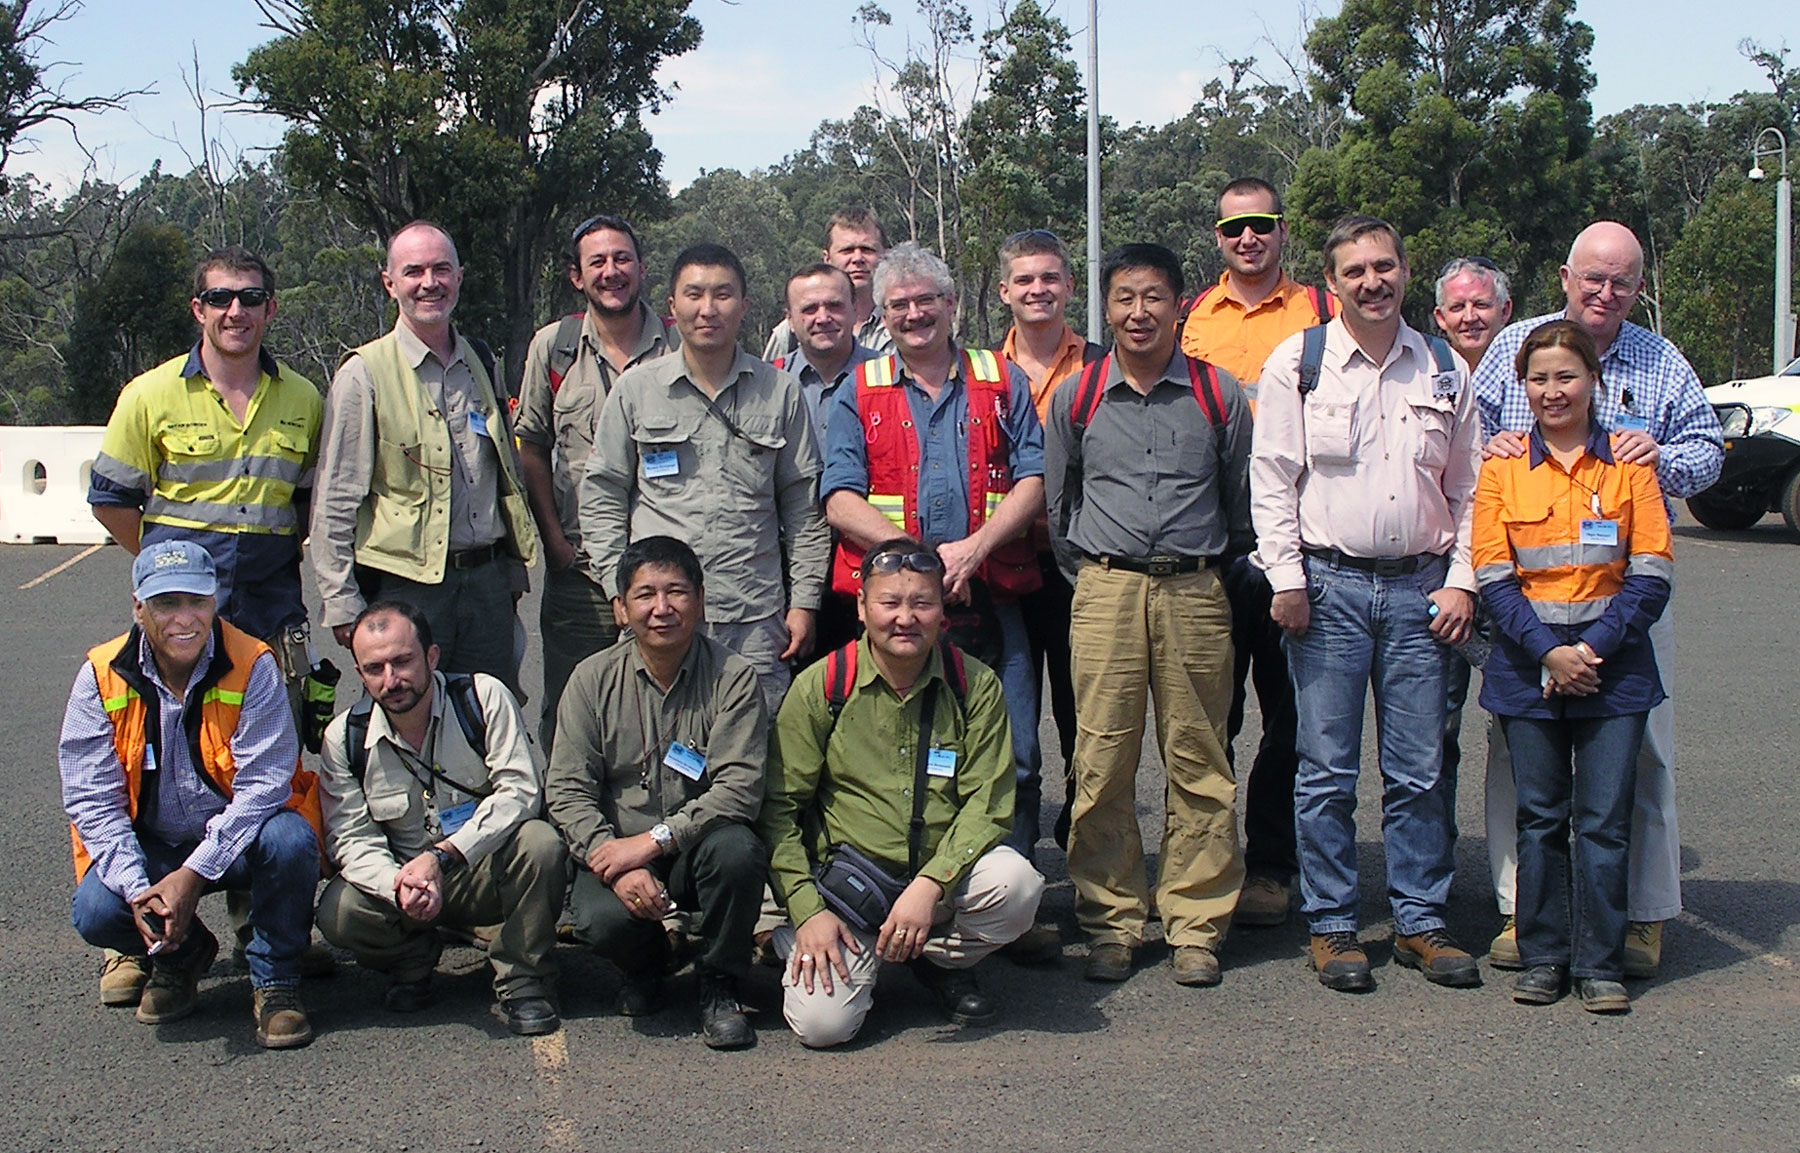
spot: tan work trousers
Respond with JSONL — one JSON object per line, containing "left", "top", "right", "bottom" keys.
{"left": 1066, "top": 563, "right": 1244, "bottom": 950}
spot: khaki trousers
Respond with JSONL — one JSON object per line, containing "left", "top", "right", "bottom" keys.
{"left": 775, "top": 846, "right": 1044, "bottom": 1049}
{"left": 316, "top": 819, "right": 567, "bottom": 1001}
{"left": 1066, "top": 564, "right": 1244, "bottom": 950}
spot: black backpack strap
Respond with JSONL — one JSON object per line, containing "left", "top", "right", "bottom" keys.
{"left": 547, "top": 313, "right": 584, "bottom": 392}
{"left": 442, "top": 673, "right": 489, "bottom": 756}
{"left": 1081, "top": 341, "right": 1105, "bottom": 366}
{"left": 1425, "top": 334, "right": 1456, "bottom": 375}
{"left": 906, "top": 680, "right": 940, "bottom": 876}
{"left": 1307, "top": 285, "right": 1332, "bottom": 326}
{"left": 1298, "top": 324, "right": 1328, "bottom": 399}
{"left": 345, "top": 695, "right": 374, "bottom": 786}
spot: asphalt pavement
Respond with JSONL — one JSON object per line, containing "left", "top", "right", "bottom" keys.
{"left": 4, "top": 523, "right": 1799, "bottom": 1152}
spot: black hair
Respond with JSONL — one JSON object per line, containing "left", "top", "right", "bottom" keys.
{"left": 669, "top": 243, "right": 748, "bottom": 295}
{"left": 1099, "top": 243, "right": 1185, "bottom": 299}
{"left": 351, "top": 600, "right": 435, "bottom": 656}
{"left": 617, "top": 535, "right": 705, "bottom": 595}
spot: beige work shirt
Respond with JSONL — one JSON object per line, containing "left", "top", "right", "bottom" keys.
{"left": 579, "top": 347, "right": 831, "bottom": 621}
{"left": 513, "top": 303, "right": 676, "bottom": 561}
{"left": 1250, "top": 319, "right": 1481, "bottom": 594}
{"left": 317, "top": 672, "right": 542, "bottom": 904}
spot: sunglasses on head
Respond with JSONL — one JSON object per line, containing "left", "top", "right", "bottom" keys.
{"left": 1440, "top": 255, "right": 1500, "bottom": 277}
{"left": 864, "top": 550, "right": 945, "bottom": 576}
{"left": 1006, "top": 228, "right": 1059, "bottom": 245}
{"left": 196, "top": 287, "right": 271, "bottom": 309}
{"left": 1216, "top": 213, "right": 1282, "bottom": 239}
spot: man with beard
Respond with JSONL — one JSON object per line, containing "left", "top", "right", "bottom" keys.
{"left": 516, "top": 214, "right": 678, "bottom": 746}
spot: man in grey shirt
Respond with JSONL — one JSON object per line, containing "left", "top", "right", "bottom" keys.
{"left": 1045, "top": 243, "right": 1252, "bottom": 989}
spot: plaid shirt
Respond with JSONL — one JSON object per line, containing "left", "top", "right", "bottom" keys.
{"left": 1472, "top": 312, "right": 1723, "bottom": 503}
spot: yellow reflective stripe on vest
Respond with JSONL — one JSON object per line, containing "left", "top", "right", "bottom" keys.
{"left": 203, "top": 687, "right": 247, "bottom": 706}
{"left": 964, "top": 348, "right": 1002, "bottom": 383}
{"left": 863, "top": 356, "right": 899, "bottom": 389}
{"left": 868, "top": 493, "right": 908, "bottom": 529}
{"left": 984, "top": 490, "right": 1004, "bottom": 519}
{"left": 101, "top": 689, "right": 138, "bottom": 714}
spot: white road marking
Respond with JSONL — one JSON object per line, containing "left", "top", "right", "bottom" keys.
{"left": 18, "top": 543, "right": 104, "bottom": 590}
{"left": 1677, "top": 909, "right": 1794, "bottom": 969}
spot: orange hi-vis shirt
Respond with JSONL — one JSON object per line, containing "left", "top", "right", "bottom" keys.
{"left": 1003, "top": 322, "right": 1090, "bottom": 424}
{"left": 1179, "top": 273, "right": 1335, "bottom": 392}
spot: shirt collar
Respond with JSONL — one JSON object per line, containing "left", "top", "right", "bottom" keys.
{"left": 393, "top": 319, "right": 466, "bottom": 370}
{"left": 669, "top": 345, "right": 757, "bottom": 393}
{"left": 179, "top": 340, "right": 282, "bottom": 382}
{"left": 1527, "top": 421, "right": 1617, "bottom": 468}
{"left": 624, "top": 633, "right": 705, "bottom": 695}
{"left": 1001, "top": 322, "right": 1084, "bottom": 365}
{"left": 794, "top": 341, "right": 876, "bottom": 386}
{"left": 1100, "top": 343, "right": 1188, "bottom": 394}
{"left": 1327, "top": 317, "right": 1427, "bottom": 373}
{"left": 1202, "top": 271, "right": 1310, "bottom": 317}
{"left": 364, "top": 670, "right": 448, "bottom": 756}
{"left": 135, "top": 627, "right": 219, "bottom": 701}
{"left": 854, "top": 634, "right": 952, "bottom": 697}
{"left": 583, "top": 300, "right": 674, "bottom": 366}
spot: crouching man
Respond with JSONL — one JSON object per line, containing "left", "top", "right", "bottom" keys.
{"left": 60, "top": 540, "right": 324, "bottom": 1049}
{"left": 315, "top": 601, "right": 565, "bottom": 1036}
{"left": 760, "top": 539, "right": 1045, "bottom": 1047}
{"left": 546, "top": 536, "right": 770, "bottom": 1050}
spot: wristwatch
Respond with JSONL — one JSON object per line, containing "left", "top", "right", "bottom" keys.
{"left": 432, "top": 846, "right": 463, "bottom": 876}
{"left": 649, "top": 823, "right": 675, "bottom": 855}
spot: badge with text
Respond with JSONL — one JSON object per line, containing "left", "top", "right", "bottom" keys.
{"left": 926, "top": 747, "right": 958, "bottom": 779}
{"left": 1431, "top": 372, "right": 1460, "bottom": 400}
{"left": 438, "top": 799, "right": 477, "bottom": 837}
{"left": 663, "top": 740, "right": 707, "bottom": 781}
{"left": 468, "top": 410, "right": 491, "bottom": 439}
{"left": 1580, "top": 519, "right": 1620, "bottom": 547}
{"left": 643, "top": 449, "right": 680, "bottom": 478}
{"left": 1614, "top": 413, "right": 1650, "bottom": 433}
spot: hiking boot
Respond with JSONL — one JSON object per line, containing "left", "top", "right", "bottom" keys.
{"left": 383, "top": 974, "right": 435, "bottom": 1013}
{"left": 911, "top": 960, "right": 997, "bottom": 1027}
{"left": 1623, "top": 921, "right": 1662, "bottom": 979}
{"left": 1393, "top": 928, "right": 1483, "bottom": 988}
{"left": 1083, "top": 942, "right": 1134, "bottom": 983}
{"left": 253, "top": 986, "right": 314, "bottom": 1049}
{"left": 616, "top": 970, "right": 666, "bottom": 1018}
{"left": 1512, "top": 964, "right": 1568, "bottom": 1006}
{"left": 697, "top": 970, "right": 754, "bottom": 1049}
{"left": 1171, "top": 945, "right": 1222, "bottom": 987}
{"left": 1577, "top": 978, "right": 1631, "bottom": 1014}
{"left": 136, "top": 925, "right": 218, "bottom": 1025}
{"left": 496, "top": 995, "right": 561, "bottom": 1037}
{"left": 100, "top": 950, "right": 149, "bottom": 1007}
{"left": 1309, "top": 931, "right": 1374, "bottom": 992}
{"left": 1487, "top": 915, "right": 1524, "bottom": 970}
{"left": 1002, "top": 923, "right": 1063, "bottom": 966}
{"left": 1234, "top": 875, "right": 1290, "bottom": 928}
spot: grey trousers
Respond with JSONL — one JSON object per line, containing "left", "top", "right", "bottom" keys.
{"left": 374, "top": 558, "right": 522, "bottom": 700}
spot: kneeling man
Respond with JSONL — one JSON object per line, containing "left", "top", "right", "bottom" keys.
{"left": 547, "top": 535, "right": 770, "bottom": 1050}
{"left": 316, "top": 601, "right": 565, "bottom": 1035}
{"left": 761, "top": 539, "right": 1045, "bottom": 1047}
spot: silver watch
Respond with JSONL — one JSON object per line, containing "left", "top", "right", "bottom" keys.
{"left": 649, "top": 823, "right": 675, "bottom": 855}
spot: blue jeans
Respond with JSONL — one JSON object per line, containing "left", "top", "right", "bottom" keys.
{"left": 71, "top": 810, "right": 318, "bottom": 988}
{"left": 1283, "top": 554, "right": 1456, "bottom": 935}
{"left": 994, "top": 600, "right": 1045, "bottom": 861}
{"left": 1500, "top": 712, "right": 1644, "bottom": 980}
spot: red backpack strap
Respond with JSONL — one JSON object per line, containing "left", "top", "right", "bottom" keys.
{"left": 1070, "top": 353, "right": 1110, "bottom": 431}
{"left": 1185, "top": 356, "right": 1228, "bottom": 430}
{"left": 1306, "top": 285, "right": 1331, "bottom": 326}
{"left": 938, "top": 638, "right": 969, "bottom": 710}
{"left": 823, "top": 641, "right": 859, "bottom": 721}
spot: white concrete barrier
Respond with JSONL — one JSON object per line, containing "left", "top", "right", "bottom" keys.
{"left": 0, "top": 425, "right": 110, "bottom": 544}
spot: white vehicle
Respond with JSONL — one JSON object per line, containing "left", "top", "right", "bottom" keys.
{"left": 1687, "top": 357, "right": 1800, "bottom": 532}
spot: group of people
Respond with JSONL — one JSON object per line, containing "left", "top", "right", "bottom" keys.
{"left": 58, "top": 175, "right": 1722, "bottom": 1054}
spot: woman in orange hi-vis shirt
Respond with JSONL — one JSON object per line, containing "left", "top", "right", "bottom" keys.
{"left": 1471, "top": 320, "right": 1673, "bottom": 1015}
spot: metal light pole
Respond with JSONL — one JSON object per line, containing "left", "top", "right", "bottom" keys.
{"left": 1750, "top": 128, "right": 1793, "bottom": 373}
{"left": 1085, "top": 0, "right": 1101, "bottom": 340}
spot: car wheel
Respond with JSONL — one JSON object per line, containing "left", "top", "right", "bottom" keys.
{"left": 1686, "top": 494, "right": 1764, "bottom": 531}
{"left": 1782, "top": 471, "right": 1800, "bottom": 534}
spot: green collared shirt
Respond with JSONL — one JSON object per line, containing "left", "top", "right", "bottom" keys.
{"left": 759, "top": 639, "right": 1015, "bottom": 926}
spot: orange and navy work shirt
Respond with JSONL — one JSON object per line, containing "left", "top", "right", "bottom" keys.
{"left": 1002, "top": 322, "right": 1090, "bottom": 424}
{"left": 1472, "top": 424, "right": 1675, "bottom": 719}
{"left": 1179, "top": 272, "right": 1334, "bottom": 390}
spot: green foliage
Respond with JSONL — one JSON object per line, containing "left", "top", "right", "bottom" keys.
{"left": 62, "top": 222, "right": 193, "bottom": 422}
{"left": 639, "top": 169, "right": 804, "bottom": 347}
{"left": 1665, "top": 174, "right": 1798, "bottom": 385}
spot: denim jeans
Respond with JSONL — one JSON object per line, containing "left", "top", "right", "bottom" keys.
{"left": 994, "top": 599, "right": 1045, "bottom": 861}
{"left": 71, "top": 809, "right": 318, "bottom": 988}
{"left": 1499, "top": 712, "right": 1645, "bottom": 980}
{"left": 1283, "top": 554, "right": 1455, "bottom": 935}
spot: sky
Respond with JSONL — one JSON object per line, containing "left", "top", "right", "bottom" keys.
{"left": 11, "top": 0, "right": 1795, "bottom": 197}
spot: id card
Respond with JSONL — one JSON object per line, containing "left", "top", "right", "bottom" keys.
{"left": 643, "top": 449, "right": 680, "bottom": 478}
{"left": 469, "top": 410, "right": 491, "bottom": 439}
{"left": 1580, "top": 519, "right": 1620, "bottom": 547}
{"left": 926, "top": 747, "right": 957, "bottom": 779}
{"left": 1614, "top": 412, "right": 1650, "bottom": 433}
{"left": 438, "top": 799, "right": 477, "bottom": 837}
{"left": 664, "top": 740, "right": 707, "bottom": 781}
{"left": 1431, "top": 371, "right": 1460, "bottom": 400}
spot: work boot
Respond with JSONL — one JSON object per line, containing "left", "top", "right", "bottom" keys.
{"left": 1624, "top": 921, "right": 1663, "bottom": 979}
{"left": 616, "top": 969, "right": 666, "bottom": 1018}
{"left": 1577, "top": 978, "right": 1631, "bottom": 1014}
{"left": 697, "top": 970, "right": 754, "bottom": 1049}
{"left": 1234, "top": 875, "right": 1290, "bottom": 928}
{"left": 100, "top": 950, "right": 150, "bottom": 1007}
{"left": 496, "top": 995, "right": 561, "bottom": 1036}
{"left": 1309, "top": 931, "right": 1374, "bottom": 992}
{"left": 253, "top": 986, "right": 315, "bottom": 1049}
{"left": 1392, "top": 928, "right": 1483, "bottom": 988}
{"left": 1511, "top": 964, "right": 1568, "bottom": 1005}
{"left": 136, "top": 925, "right": 219, "bottom": 1025}
{"left": 383, "top": 973, "right": 435, "bottom": 1013}
{"left": 911, "top": 959, "right": 997, "bottom": 1026}
{"left": 1083, "top": 942, "right": 1134, "bottom": 983}
{"left": 1002, "top": 923, "right": 1063, "bottom": 965}
{"left": 1171, "top": 945, "right": 1222, "bottom": 987}
{"left": 1487, "top": 915, "right": 1524, "bottom": 970}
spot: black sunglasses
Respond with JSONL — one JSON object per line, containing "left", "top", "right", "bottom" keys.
{"left": 1440, "top": 255, "right": 1500, "bottom": 277}
{"left": 1005, "top": 228, "right": 1060, "bottom": 245}
{"left": 1215, "top": 213, "right": 1282, "bottom": 239}
{"left": 864, "top": 550, "right": 945, "bottom": 577}
{"left": 195, "top": 287, "right": 272, "bottom": 309}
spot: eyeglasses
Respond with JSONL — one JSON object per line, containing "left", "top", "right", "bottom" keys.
{"left": 1215, "top": 213, "right": 1282, "bottom": 239}
{"left": 864, "top": 550, "right": 945, "bottom": 576}
{"left": 883, "top": 292, "right": 947, "bottom": 316}
{"left": 1440, "top": 256, "right": 1500, "bottom": 277}
{"left": 1575, "top": 271, "right": 1641, "bottom": 298}
{"left": 195, "top": 287, "right": 271, "bottom": 309}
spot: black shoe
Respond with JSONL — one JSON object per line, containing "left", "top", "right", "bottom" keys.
{"left": 496, "top": 995, "right": 561, "bottom": 1036}
{"left": 616, "top": 970, "right": 666, "bottom": 1018}
{"left": 910, "top": 960, "right": 998, "bottom": 1027}
{"left": 383, "top": 975, "right": 434, "bottom": 1013}
{"left": 697, "top": 970, "right": 754, "bottom": 1050}
{"left": 1512, "top": 965, "right": 1568, "bottom": 1006}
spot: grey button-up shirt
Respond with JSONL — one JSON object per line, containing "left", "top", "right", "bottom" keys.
{"left": 579, "top": 347, "right": 831, "bottom": 620}
{"left": 1045, "top": 346, "right": 1254, "bottom": 581}
{"left": 781, "top": 342, "right": 878, "bottom": 446}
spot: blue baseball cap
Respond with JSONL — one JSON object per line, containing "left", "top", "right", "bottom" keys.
{"left": 132, "top": 540, "right": 219, "bottom": 602}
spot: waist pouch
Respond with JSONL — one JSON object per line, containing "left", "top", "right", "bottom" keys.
{"left": 811, "top": 843, "right": 909, "bottom": 933}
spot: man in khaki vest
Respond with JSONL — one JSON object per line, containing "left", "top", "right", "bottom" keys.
{"left": 311, "top": 220, "right": 537, "bottom": 699}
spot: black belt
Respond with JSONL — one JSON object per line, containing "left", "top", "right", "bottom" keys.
{"left": 449, "top": 542, "right": 504, "bottom": 570}
{"left": 1086, "top": 552, "right": 1217, "bottom": 576}
{"left": 1301, "top": 547, "right": 1440, "bottom": 577}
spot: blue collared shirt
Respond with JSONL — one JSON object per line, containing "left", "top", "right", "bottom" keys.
{"left": 777, "top": 342, "right": 879, "bottom": 448}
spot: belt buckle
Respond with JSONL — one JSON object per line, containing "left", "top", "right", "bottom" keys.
{"left": 1147, "top": 556, "right": 1178, "bottom": 577}
{"left": 1372, "top": 557, "right": 1407, "bottom": 577}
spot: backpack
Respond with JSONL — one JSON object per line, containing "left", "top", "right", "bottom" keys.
{"left": 822, "top": 638, "right": 969, "bottom": 726}
{"left": 343, "top": 672, "right": 491, "bottom": 792}
{"left": 1296, "top": 327, "right": 1456, "bottom": 398}
{"left": 544, "top": 313, "right": 585, "bottom": 394}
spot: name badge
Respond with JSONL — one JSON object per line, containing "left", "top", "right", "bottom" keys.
{"left": 438, "top": 799, "right": 477, "bottom": 837}
{"left": 468, "top": 410, "right": 491, "bottom": 439}
{"left": 1580, "top": 519, "right": 1620, "bottom": 547}
{"left": 1615, "top": 413, "right": 1650, "bottom": 433}
{"left": 926, "top": 748, "right": 957, "bottom": 779}
{"left": 643, "top": 449, "right": 680, "bottom": 478}
{"left": 1431, "top": 372, "right": 1460, "bottom": 400}
{"left": 664, "top": 741, "right": 706, "bottom": 781}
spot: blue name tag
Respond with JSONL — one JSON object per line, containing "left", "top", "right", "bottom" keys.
{"left": 438, "top": 800, "right": 476, "bottom": 836}
{"left": 1614, "top": 413, "right": 1650, "bottom": 433}
{"left": 1580, "top": 519, "right": 1620, "bottom": 547}
{"left": 468, "top": 410, "right": 491, "bottom": 439}
{"left": 926, "top": 748, "right": 957, "bottom": 779}
{"left": 643, "top": 449, "right": 680, "bottom": 478}
{"left": 664, "top": 741, "right": 706, "bottom": 781}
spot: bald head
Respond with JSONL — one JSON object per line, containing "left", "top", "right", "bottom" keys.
{"left": 1559, "top": 221, "right": 1644, "bottom": 352}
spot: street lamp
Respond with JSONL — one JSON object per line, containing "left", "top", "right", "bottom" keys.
{"left": 1750, "top": 127, "right": 1793, "bottom": 374}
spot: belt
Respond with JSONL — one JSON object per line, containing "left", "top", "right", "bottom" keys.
{"left": 1085, "top": 552, "right": 1217, "bottom": 576}
{"left": 448, "top": 542, "right": 504, "bottom": 570}
{"left": 1301, "top": 547, "right": 1440, "bottom": 577}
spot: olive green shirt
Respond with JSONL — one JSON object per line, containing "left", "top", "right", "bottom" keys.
{"left": 545, "top": 632, "right": 767, "bottom": 860}
{"left": 760, "top": 639, "right": 1015, "bottom": 926}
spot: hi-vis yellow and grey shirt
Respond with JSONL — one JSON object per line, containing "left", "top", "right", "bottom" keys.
{"left": 90, "top": 344, "right": 322, "bottom": 638}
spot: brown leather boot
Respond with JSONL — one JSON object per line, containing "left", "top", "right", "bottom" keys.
{"left": 1309, "top": 931, "right": 1374, "bottom": 992}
